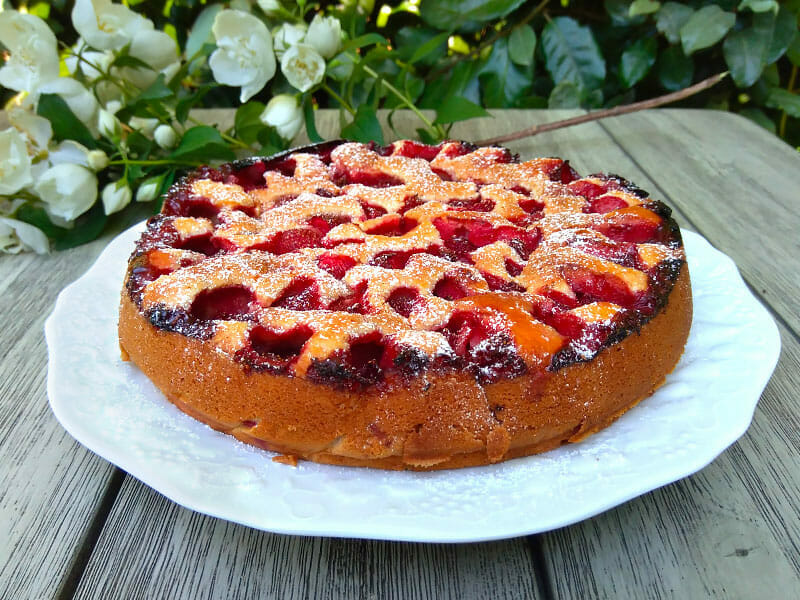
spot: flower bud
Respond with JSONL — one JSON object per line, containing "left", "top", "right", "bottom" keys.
{"left": 273, "top": 22, "right": 306, "bottom": 57}
{"left": 102, "top": 180, "right": 132, "bottom": 215}
{"left": 306, "top": 14, "right": 342, "bottom": 59}
{"left": 136, "top": 176, "right": 162, "bottom": 202}
{"left": 0, "top": 128, "right": 33, "bottom": 195}
{"left": 154, "top": 125, "right": 178, "bottom": 150}
{"left": 260, "top": 94, "right": 303, "bottom": 141}
{"left": 257, "top": 0, "right": 282, "bottom": 15}
{"left": 34, "top": 164, "right": 97, "bottom": 222}
{"left": 98, "top": 109, "right": 121, "bottom": 140}
{"left": 87, "top": 149, "right": 109, "bottom": 171}
{"left": 129, "top": 117, "right": 159, "bottom": 136}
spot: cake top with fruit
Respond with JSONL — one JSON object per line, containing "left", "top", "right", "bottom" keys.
{"left": 125, "top": 139, "right": 685, "bottom": 390}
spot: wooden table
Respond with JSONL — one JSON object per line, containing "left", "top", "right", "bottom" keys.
{"left": 2, "top": 109, "right": 799, "bottom": 599}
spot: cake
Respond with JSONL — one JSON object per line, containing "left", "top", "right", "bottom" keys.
{"left": 118, "top": 139, "right": 692, "bottom": 470}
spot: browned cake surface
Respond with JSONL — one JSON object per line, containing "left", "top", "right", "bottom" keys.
{"left": 119, "top": 139, "right": 692, "bottom": 470}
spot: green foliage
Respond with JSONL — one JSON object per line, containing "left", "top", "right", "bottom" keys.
{"left": 5, "top": 0, "right": 799, "bottom": 253}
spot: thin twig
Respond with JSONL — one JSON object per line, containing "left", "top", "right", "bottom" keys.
{"left": 475, "top": 72, "right": 729, "bottom": 146}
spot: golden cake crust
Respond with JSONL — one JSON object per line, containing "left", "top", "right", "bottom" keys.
{"left": 119, "top": 139, "right": 692, "bottom": 470}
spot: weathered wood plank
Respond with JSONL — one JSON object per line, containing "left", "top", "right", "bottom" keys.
{"left": 0, "top": 242, "right": 119, "bottom": 600}
{"left": 596, "top": 109, "right": 800, "bottom": 336}
{"left": 72, "top": 477, "right": 542, "bottom": 600}
{"left": 541, "top": 325, "right": 800, "bottom": 599}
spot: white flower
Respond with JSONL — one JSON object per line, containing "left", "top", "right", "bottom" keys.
{"left": 306, "top": 14, "right": 342, "bottom": 59}
{"left": 87, "top": 149, "right": 109, "bottom": 171}
{"left": 105, "top": 100, "right": 123, "bottom": 115}
{"left": 34, "top": 164, "right": 98, "bottom": 222}
{"left": 154, "top": 125, "right": 178, "bottom": 149}
{"left": 0, "top": 128, "right": 33, "bottom": 195}
{"left": 128, "top": 117, "right": 159, "bottom": 136}
{"left": 48, "top": 140, "right": 91, "bottom": 168}
{"left": 101, "top": 180, "right": 132, "bottom": 214}
{"left": 98, "top": 109, "right": 121, "bottom": 140}
{"left": 258, "top": 0, "right": 282, "bottom": 16}
{"left": 38, "top": 78, "right": 99, "bottom": 136}
{"left": 273, "top": 22, "right": 306, "bottom": 57}
{"left": 121, "top": 29, "right": 180, "bottom": 90}
{"left": 0, "top": 11, "right": 60, "bottom": 93}
{"left": 210, "top": 10, "right": 276, "bottom": 103}
{"left": 71, "top": 0, "right": 150, "bottom": 51}
{"left": 136, "top": 177, "right": 161, "bottom": 202}
{"left": 8, "top": 108, "right": 52, "bottom": 156}
{"left": 260, "top": 94, "right": 303, "bottom": 141}
{"left": 281, "top": 44, "right": 326, "bottom": 93}
{"left": 0, "top": 217, "right": 49, "bottom": 254}
{"left": 65, "top": 39, "right": 113, "bottom": 82}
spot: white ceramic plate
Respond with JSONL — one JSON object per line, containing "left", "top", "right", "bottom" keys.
{"left": 46, "top": 225, "right": 781, "bottom": 542}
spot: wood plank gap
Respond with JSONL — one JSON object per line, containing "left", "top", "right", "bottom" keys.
{"left": 55, "top": 469, "right": 126, "bottom": 600}
{"left": 596, "top": 120, "right": 800, "bottom": 343}
{"left": 526, "top": 536, "right": 555, "bottom": 600}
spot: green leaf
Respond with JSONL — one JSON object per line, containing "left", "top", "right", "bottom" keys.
{"left": 111, "top": 54, "right": 153, "bottom": 70}
{"left": 169, "top": 126, "right": 235, "bottom": 162}
{"left": 658, "top": 46, "right": 694, "bottom": 91}
{"left": 409, "top": 31, "right": 451, "bottom": 65}
{"left": 186, "top": 4, "right": 223, "bottom": 59}
{"left": 723, "top": 7, "right": 797, "bottom": 88}
{"left": 36, "top": 94, "right": 97, "bottom": 149}
{"left": 604, "top": 0, "right": 646, "bottom": 26}
{"left": 341, "top": 33, "right": 388, "bottom": 53}
{"left": 175, "top": 84, "right": 213, "bottom": 124}
{"left": 656, "top": 2, "right": 694, "bottom": 44}
{"left": 341, "top": 106, "right": 384, "bottom": 145}
{"left": 234, "top": 102, "right": 267, "bottom": 146}
{"left": 763, "top": 7, "right": 798, "bottom": 65}
{"left": 303, "top": 98, "right": 323, "bottom": 143}
{"left": 14, "top": 203, "right": 68, "bottom": 239}
{"left": 136, "top": 74, "right": 173, "bottom": 101}
{"left": 541, "top": 16, "right": 605, "bottom": 92}
{"left": 723, "top": 27, "right": 769, "bottom": 88}
{"left": 479, "top": 37, "right": 533, "bottom": 107}
{"left": 629, "top": 0, "right": 661, "bottom": 17}
{"left": 680, "top": 6, "right": 735, "bottom": 55}
{"left": 765, "top": 88, "right": 800, "bottom": 118}
{"left": 434, "top": 96, "right": 490, "bottom": 124}
{"left": 788, "top": 37, "right": 800, "bottom": 67}
{"left": 620, "top": 38, "right": 657, "bottom": 88}
{"left": 548, "top": 81, "right": 582, "bottom": 108}
{"left": 394, "top": 27, "right": 448, "bottom": 67}
{"left": 739, "top": 107, "right": 777, "bottom": 132}
{"left": 420, "top": 0, "right": 526, "bottom": 32}
{"left": 509, "top": 25, "right": 537, "bottom": 66}
{"left": 53, "top": 203, "right": 107, "bottom": 250}
{"left": 416, "top": 128, "right": 439, "bottom": 145}
{"left": 738, "top": 0, "right": 779, "bottom": 13}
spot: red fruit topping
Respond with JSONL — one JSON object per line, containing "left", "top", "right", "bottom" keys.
{"left": 482, "top": 273, "right": 526, "bottom": 293}
{"left": 387, "top": 287, "right": 423, "bottom": 317}
{"left": 360, "top": 202, "right": 386, "bottom": 219}
{"left": 564, "top": 268, "right": 636, "bottom": 308}
{"left": 588, "top": 195, "right": 628, "bottom": 214}
{"left": 250, "top": 325, "right": 313, "bottom": 360}
{"left": 344, "top": 333, "right": 386, "bottom": 383}
{"left": 227, "top": 161, "right": 267, "bottom": 190}
{"left": 568, "top": 180, "right": 607, "bottom": 200}
{"left": 270, "top": 228, "right": 323, "bottom": 254}
{"left": 393, "top": 140, "right": 442, "bottom": 160}
{"left": 504, "top": 258, "right": 523, "bottom": 277}
{"left": 177, "top": 234, "right": 217, "bottom": 256}
{"left": 369, "top": 249, "right": 423, "bottom": 269}
{"left": 190, "top": 286, "right": 257, "bottom": 321}
{"left": 364, "top": 215, "right": 418, "bottom": 236}
{"left": 317, "top": 254, "right": 357, "bottom": 279}
{"left": 272, "top": 277, "right": 320, "bottom": 311}
{"left": 440, "top": 311, "right": 488, "bottom": 357}
{"left": 448, "top": 196, "right": 495, "bottom": 212}
{"left": 432, "top": 276, "right": 469, "bottom": 300}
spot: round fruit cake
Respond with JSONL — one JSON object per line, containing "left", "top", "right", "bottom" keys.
{"left": 119, "top": 139, "right": 692, "bottom": 470}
